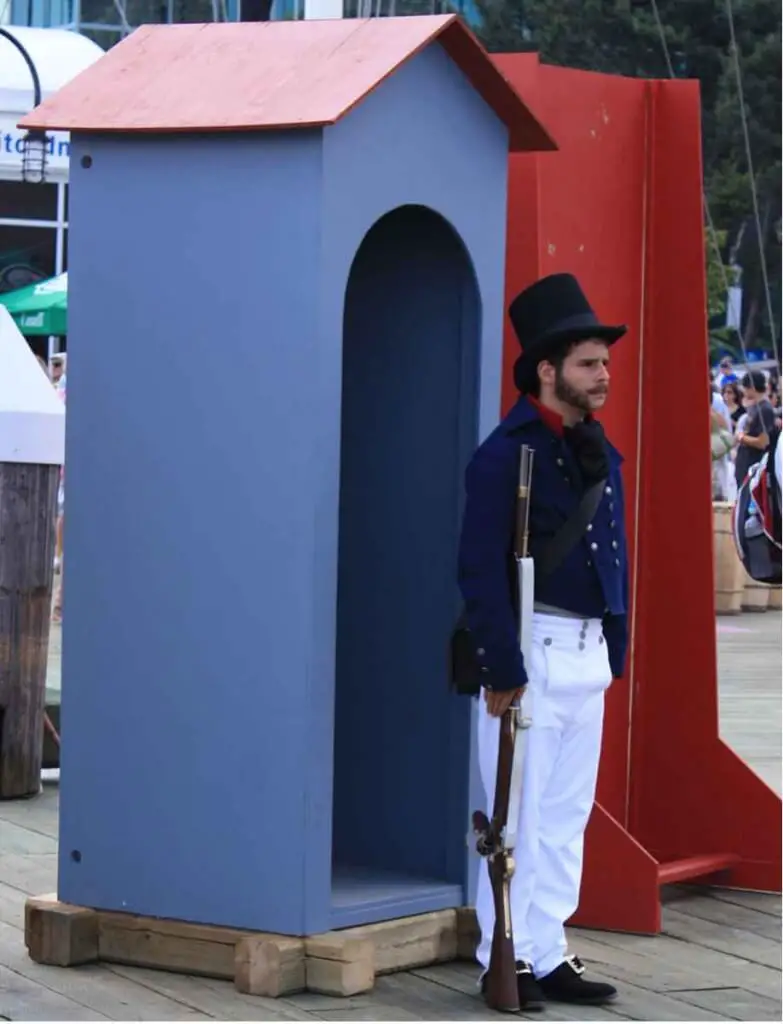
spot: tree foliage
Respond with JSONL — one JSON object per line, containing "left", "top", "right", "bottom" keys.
{"left": 474, "top": 0, "right": 781, "bottom": 357}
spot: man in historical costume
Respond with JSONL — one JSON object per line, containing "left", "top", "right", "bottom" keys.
{"left": 458, "top": 273, "right": 629, "bottom": 1010}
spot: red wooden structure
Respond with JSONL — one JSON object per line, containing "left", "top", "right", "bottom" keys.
{"left": 495, "top": 53, "right": 782, "bottom": 934}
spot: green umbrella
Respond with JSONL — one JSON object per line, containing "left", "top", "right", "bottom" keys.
{"left": 0, "top": 272, "right": 68, "bottom": 336}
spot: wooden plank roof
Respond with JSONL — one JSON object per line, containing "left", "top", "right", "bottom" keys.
{"left": 19, "top": 15, "right": 556, "bottom": 153}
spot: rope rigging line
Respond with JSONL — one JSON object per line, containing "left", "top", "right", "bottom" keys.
{"left": 647, "top": 0, "right": 758, "bottom": 370}
{"left": 723, "top": 0, "right": 778, "bottom": 364}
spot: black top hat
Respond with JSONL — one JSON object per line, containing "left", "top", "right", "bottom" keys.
{"left": 509, "top": 273, "right": 626, "bottom": 391}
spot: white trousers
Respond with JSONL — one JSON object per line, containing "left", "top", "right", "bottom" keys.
{"left": 475, "top": 612, "right": 612, "bottom": 979}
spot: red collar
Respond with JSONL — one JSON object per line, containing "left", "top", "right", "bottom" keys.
{"left": 527, "top": 395, "right": 565, "bottom": 437}
{"left": 527, "top": 396, "right": 595, "bottom": 438}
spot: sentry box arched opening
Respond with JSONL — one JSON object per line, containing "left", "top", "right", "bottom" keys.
{"left": 332, "top": 204, "right": 479, "bottom": 926}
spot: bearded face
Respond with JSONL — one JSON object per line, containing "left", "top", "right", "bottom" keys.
{"left": 540, "top": 340, "right": 611, "bottom": 414}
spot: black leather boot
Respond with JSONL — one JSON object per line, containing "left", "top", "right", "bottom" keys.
{"left": 537, "top": 956, "right": 618, "bottom": 1004}
{"left": 481, "top": 961, "right": 545, "bottom": 1011}
{"left": 515, "top": 961, "right": 546, "bottom": 1010}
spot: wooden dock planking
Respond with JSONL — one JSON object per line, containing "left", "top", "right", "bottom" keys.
{"left": 710, "top": 888, "right": 782, "bottom": 917}
{"left": 662, "top": 889, "right": 781, "bottom": 939}
{"left": 0, "top": 960, "right": 111, "bottom": 1021}
{"left": 107, "top": 964, "right": 318, "bottom": 1021}
{"left": 406, "top": 962, "right": 633, "bottom": 1020}
{"left": 0, "top": 611, "right": 776, "bottom": 1021}
{"left": 717, "top": 612, "right": 782, "bottom": 794}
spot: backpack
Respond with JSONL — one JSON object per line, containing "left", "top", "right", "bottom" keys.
{"left": 732, "top": 430, "right": 782, "bottom": 584}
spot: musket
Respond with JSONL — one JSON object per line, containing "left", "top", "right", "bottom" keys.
{"left": 472, "top": 444, "right": 535, "bottom": 1012}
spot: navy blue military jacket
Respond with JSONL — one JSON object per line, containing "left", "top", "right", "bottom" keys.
{"left": 457, "top": 396, "right": 629, "bottom": 692}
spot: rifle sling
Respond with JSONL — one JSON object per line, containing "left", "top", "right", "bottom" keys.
{"left": 533, "top": 478, "right": 607, "bottom": 579}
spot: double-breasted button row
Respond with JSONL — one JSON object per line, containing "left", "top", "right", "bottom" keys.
{"left": 583, "top": 482, "right": 621, "bottom": 570}
{"left": 578, "top": 620, "right": 588, "bottom": 650}
{"left": 555, "top": 452, "right": 570, "bottom": 485}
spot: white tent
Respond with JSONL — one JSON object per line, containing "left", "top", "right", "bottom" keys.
{"left": 0, "top": 25, "right": 105, "bottom": 115}
{"left": 0, "top": 305, "right": 64, "bottom": 465}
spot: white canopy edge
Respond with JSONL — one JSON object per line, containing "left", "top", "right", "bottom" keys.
{"left": 0, "top": 306, "right": 65, "bottom": 465}
{"left": 0, "top": 25, "right": 105, "bottom": 116}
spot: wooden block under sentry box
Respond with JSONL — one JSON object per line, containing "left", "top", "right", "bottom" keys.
{"left": 345, "top": 909, "right": 458, "bottom": 975}
{"left": 455, "top": 906, "right": 479, "bottom": 961}
{"left": 25, "top": 893, "right": 98, "bottom": 967}
{"left": 97, "top": 909, "right": 246, "bottom": 978}
{"left": 304, "top": 933, "right": 375, "bottom": 996}
{"left": 24, "top": 895, "right": 463, "bottom": 997}
{"left": 234, "top": 934, "right": 306, "bottom": 997}
{"left": 305, "top": 954, "right": 375, "bottom": 997}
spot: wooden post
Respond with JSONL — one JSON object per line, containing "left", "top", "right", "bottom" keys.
{"left": 742, "top": 570, "right": 771, "bottom": 612}
{"left": 713, "top": 501, "right": 745, "bottom": 614}
{"left": 0, "top": 309, "right": 65, "bottom": 799}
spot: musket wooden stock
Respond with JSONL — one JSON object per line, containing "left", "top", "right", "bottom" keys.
{"left": 483, "top": 708, "right": 520, "bottom": 1011}
{"left": 474, "top": 444, "right": 534, "bottom": 1012}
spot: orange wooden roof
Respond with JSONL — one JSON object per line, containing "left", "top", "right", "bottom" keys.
{"left": 19, "top": 15, "right": 556, "bottom": 153}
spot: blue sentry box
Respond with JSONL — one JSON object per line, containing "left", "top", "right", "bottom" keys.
{"left": 57, "top": 38, "right": 517, "bottom": 936}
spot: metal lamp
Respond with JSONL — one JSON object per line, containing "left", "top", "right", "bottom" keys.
{"left": 0, "top": 27, "right": 49, "bottom": 184}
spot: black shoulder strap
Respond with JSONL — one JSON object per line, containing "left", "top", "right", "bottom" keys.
{"left": 535, "top": 478, "right": 607, "bottom": 579}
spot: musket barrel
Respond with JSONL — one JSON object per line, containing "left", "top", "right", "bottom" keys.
{"left": 515, "top": 445, "right": 534, "bottom": 559}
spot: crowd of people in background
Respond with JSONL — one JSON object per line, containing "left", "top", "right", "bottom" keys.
{"left": 711, "top": 356, "right": 781, "bottom": 503}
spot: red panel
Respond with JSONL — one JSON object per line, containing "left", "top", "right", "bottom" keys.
{"left": 498, "top": 58, "right": 648, "bottom": 826}
{"left": 631, "top": 80, "right": 719, "bottom": 848}
{"left": 497, "top": 62, "right": 781, "bottom": 932}
{"left": 630, "top": 80, "right": 781, "bottom": 891}
{"left": 570, "top": 803, "right": 661, "bottom": 934}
